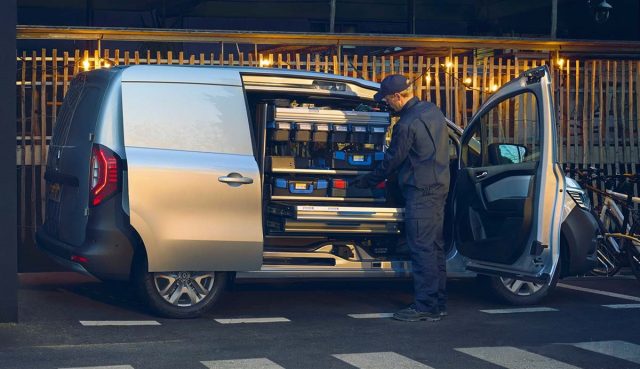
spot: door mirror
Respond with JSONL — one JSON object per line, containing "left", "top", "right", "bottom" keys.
{"left": 488, "top": 143, "right": 527, "bottom": 165}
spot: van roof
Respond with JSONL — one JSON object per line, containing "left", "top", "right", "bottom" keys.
{"left": 116, "top": 65, "right": 380, "bottom": 90}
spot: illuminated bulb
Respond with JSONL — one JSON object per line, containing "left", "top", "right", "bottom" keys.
{"left": 425, "top": 75, "right": 431, "bottom": 82}
{"left": 464, "top": 77, "right": 472, "bottom": 85}
{"left": 103, "top": 62, "right": 111, "bottom": 68}
{"left": 445, "top": 61, "right": 453, "bottom": 69}
{"left": 557, "top": 58, "right": 565, "bottom": 67}
{"left": 491, "top": 84, "right": 499, "bottom": 92}
{"left": 259, "top": 59, "right": 273, "bottom": 67}
{"left": 82, "top": 59, "right": 90, "bottom": 71}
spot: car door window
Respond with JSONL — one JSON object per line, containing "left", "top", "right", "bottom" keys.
{"left": 464, "top": 91, "right": 540, "bottom": 168}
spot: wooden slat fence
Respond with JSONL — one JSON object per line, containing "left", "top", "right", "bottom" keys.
{"left": 15, "top": 49, "right": 640, "bottom": 240}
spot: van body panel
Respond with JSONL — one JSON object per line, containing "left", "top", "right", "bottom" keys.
{"left": 121, "top": 73, "right": 263, "bottom": 272}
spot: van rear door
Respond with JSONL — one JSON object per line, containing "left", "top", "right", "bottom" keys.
{"left": 121, "top": 66, "right": 263, "bottom": 272}
{"left": 42, "top": 71, "right": 111, "bottom": 246}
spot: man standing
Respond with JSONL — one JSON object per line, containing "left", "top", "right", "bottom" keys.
{"left": 354, "top": 74, "right": 450, "bottom": 322}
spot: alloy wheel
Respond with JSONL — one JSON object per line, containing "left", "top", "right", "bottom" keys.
{"left": 153, "top": 272, "right": 215, "bottom": 307}
{"left": 499, "top": 277, "right": 544, "bottom": 296}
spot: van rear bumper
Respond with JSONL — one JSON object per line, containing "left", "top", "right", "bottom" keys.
{"left": 36, "top": 199, "right": 136, "bottom": 281}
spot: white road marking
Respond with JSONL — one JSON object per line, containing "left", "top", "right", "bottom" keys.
{"left": 60, "top": 366, "right": 134, "bottom": 369}
{"left": 79, "top": 321, "right": 161, "bottom": 326}
{"left": 557, "top": 283, "right": 640, "bottom": 302}
{"left": 213, "top": 317, "right": 290, "bottom": 324}
{"left": 333, "top": 352, "right": 435, "bottom": 369}
{"left": 201, "top": 358, "right": 284, "bottom": 369}
{"left": 347, "top": 313, "right": 394, "bottom": 319}
{"left": 571, "top": 340, "right": 640, "bottom": 364}
{"left": 602, "top": 303, "right": 640, "bottom": 309}
{"left": 479, "top": 307, "right": 557, "bottom": 314}
{"left": 455, "top": 346, "right": 582, "bottom": 369}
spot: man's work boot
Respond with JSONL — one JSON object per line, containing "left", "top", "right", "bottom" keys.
{"left": 393, "top": 306, "right": 441, "bottom": 322}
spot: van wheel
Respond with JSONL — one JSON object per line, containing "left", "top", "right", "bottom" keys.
{"left": 480, "top": 263, "right": 560, "bottom": 305}
{"left": 135, "top": 265, "right": 227, "bottom": 318}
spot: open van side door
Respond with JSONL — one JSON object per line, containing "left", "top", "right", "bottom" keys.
{"left": 454, "top": 66, "right": 564, "bottom": 283}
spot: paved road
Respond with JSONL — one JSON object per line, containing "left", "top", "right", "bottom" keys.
{"left": 1, "top": 272, "right": 639, "bottom": 369}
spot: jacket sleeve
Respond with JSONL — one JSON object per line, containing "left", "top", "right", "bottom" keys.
{"left": 364, "top": 121, "right": 414, "bottom": 185}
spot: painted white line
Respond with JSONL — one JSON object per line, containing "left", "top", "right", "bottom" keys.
{"left": 603, "top": 303, "right": 640, "bottom": 309}
{"left": 558, "top": 283, "right": 640, "bottom": 302}
{"left": 201, "top": 358, "right": 284, "bottom": 369}
{"left": 79, "top": 321, "right": 161, "bottom": 327}
{"left": 571, "top": 340, "right": 640, "bottom": 364}
{"left": 348, "top": 313, "right": 394, "bottom": 319}
{"left": 214, "top": 317, "right": 290, "bottom": 324}
{"left": 455, "top": 346, "right": 581, "bottom": 369}
{"left": 479, "top": 307, "right": 558, "bottom": 314}
{"left": 333, "top": 352, "right": 435, "bottom": 369}
{"left": 60, "top": 366, "right": 134, "bottom": 369}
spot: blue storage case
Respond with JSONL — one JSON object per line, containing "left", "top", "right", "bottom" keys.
{"left": 331, "top": 151, "right": 384, "bottom": 170}
{"left": 272, "top": 177, "right": 329, "bottom": 197}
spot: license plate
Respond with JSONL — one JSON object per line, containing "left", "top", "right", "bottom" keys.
{"left": 352, "top": 155, "right": 365, "bottom": 162}
{"left": 294, "top": 183, "right": 308, "bottom": 190}
{"left": 48, "top": 183, "right": 61, "bottom": 202}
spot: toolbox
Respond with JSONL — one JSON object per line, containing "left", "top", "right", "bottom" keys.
{"left": 272, "top": 177, "right": 329, "bottom": 197}
{"left": 349, "top": 124, "right": 369, "bottom": 144}
{"left": 331, "top": 150, "right": 384, "bottom": 170}
{"left": 267, "top": 121, "right": 292, "bottom": 142}
{"left": 368, "top": 125, "right": 388, "bottom": 145}
{"left": 293, "top": 122, "right": 313, "bottom": 142}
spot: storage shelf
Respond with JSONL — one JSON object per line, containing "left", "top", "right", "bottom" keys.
{"left": 269, "top": 168, "right": 372, "bottom": 175}
{"left": 271, "top": 195, "right": 385, "bottom": 203}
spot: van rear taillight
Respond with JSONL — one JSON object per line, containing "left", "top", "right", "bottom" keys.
{"left": 90, "top": 145, "right": 120, "bottom": 207}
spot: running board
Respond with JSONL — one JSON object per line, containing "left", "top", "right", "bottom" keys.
{"left": 466, "top": 266, "right": 550, "bottom": 284}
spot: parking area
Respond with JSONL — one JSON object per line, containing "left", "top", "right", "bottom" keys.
{"left": 1, "top": 272, "right": 639, "bottom": 369}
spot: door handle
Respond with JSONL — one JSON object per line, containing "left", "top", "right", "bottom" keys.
{"left": 218, "top": 173, "right": 254, "bottom": 185}
{"left": 475, "top": 171, "right": 488, "bottom": 179}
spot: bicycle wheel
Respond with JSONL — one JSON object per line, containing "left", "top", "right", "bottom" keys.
{"left": 625, "top": 223, "right": 640, "bottom": 281}
{"left": 591, "top": 212, "right": 624, "bottom": 277}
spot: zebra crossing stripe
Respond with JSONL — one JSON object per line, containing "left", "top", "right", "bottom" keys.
{"left": 557, "top": 283, "right": 640, "bottom": 302}
{"left": 602, "top": 303, "right": 640, "bottom": 309}
{"left": 59, "top": 366, "right": 134, "bottom": 369}
{"left": 479, "top": 307, "right": 557, "bottom": 314}
{"left": 201, "top": 358, "right": 284, "bottom": 369}
{"left": 455, "top": 346, "right": 581, "bottom": 369}
{"left": 347, "top": 313, "right": 394, "bottom": 319}
{"left": 79, "top": 321, "right": 161, "bottom": 326}
{"left": 333, "top": 352, "right": 435, "bottom": 369}
{"left": 213, "top": 317, "right": 290, "bottom": 324}
{"left": 571, "top": 340, "right": 640, "bottom": 364}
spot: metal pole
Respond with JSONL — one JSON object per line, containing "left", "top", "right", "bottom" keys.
{"left": 408, "top": 0, "right": 416, "bottom": 34}
{"left": 0, "top": 0, "right": 17, "bottom": 323}
{"left": 329, "top": 0, "right": 336, "bottom": 33}
{"left": 551, "top": 0, "right": 558, "bottom": 39}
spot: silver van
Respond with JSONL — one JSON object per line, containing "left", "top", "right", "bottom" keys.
{"left": 37, "top": 65, "right": 598, "bottom": 318}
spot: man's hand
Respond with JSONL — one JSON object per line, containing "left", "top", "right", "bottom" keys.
{"left": 350, "top": 174, "right": 371, "bottom": 189}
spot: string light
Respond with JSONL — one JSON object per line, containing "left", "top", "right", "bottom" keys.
{"left": 82, "top": 59, "right": 90, "bottom": 71}
{"left": 491, "top": 84, "right": 499, "bottom": 92}
{"left": 556, "top": 58, "right": 565, "bottom": 67}
{"left": 259, "top": 59, "right": 273, "bottom": 67}
{"left": 445, "top": 61, "right": 453, "bottom": 69}
{"left": 425, "top": 75, "right": 431, "bottom": 82}
{"left": 103, "top": 62, "right": 111, "bottom": 68}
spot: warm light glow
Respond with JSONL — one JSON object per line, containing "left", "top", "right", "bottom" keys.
{"left": 82, "top": 59, "right": 90, "bottom": 71}
{"left": 259, "top": 59, "right": 273, "bottom": 67}
{"left": 425, "top": 75, "right": 431, "bottom": 82}
{"left": 463, "top": 77, "right": 472, "bottom": 85}
{"left": 491, "top": 84, "right": 499, "bottom": 92}
{"left": 557, "top": 58, "right": 565, "bottom": 67}
{"left": 445, "top": 61, "right": 453, "bottom": 69}
{"left": 103, "top": 62, "right": 111, "bottom": 68}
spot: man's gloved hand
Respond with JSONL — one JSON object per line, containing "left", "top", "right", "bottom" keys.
{"left": 350, "top": 174, "right": 372, "bottom": 189}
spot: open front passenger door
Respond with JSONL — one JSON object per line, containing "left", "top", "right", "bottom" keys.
{"left": 454, "top": 66, "right": 564, "bottom": 284}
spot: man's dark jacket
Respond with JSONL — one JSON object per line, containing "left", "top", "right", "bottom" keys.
{"left": 365, "top": 97, "right": 450, "bottom": 195}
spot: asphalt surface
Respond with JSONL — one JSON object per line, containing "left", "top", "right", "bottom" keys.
{"left": 1, "top": 272, "right": 639, "bottom": 369}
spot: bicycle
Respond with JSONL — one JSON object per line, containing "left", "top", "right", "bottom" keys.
{"left": 566, "top": 167, "right": 640, "bottom": 279}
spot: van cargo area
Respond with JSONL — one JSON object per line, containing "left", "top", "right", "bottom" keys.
{"left": 244, "top": 88, "right": 411, "bottom": 265}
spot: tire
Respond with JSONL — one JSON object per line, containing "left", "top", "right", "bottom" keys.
{"left": 480, "top": 261, "right": 561, "bottom": 305}
{"left": 133, "top": 260, "right": 228, "bottom": 319}
{"left": 625, "top": 223, "right": 640, "bottom": 282}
